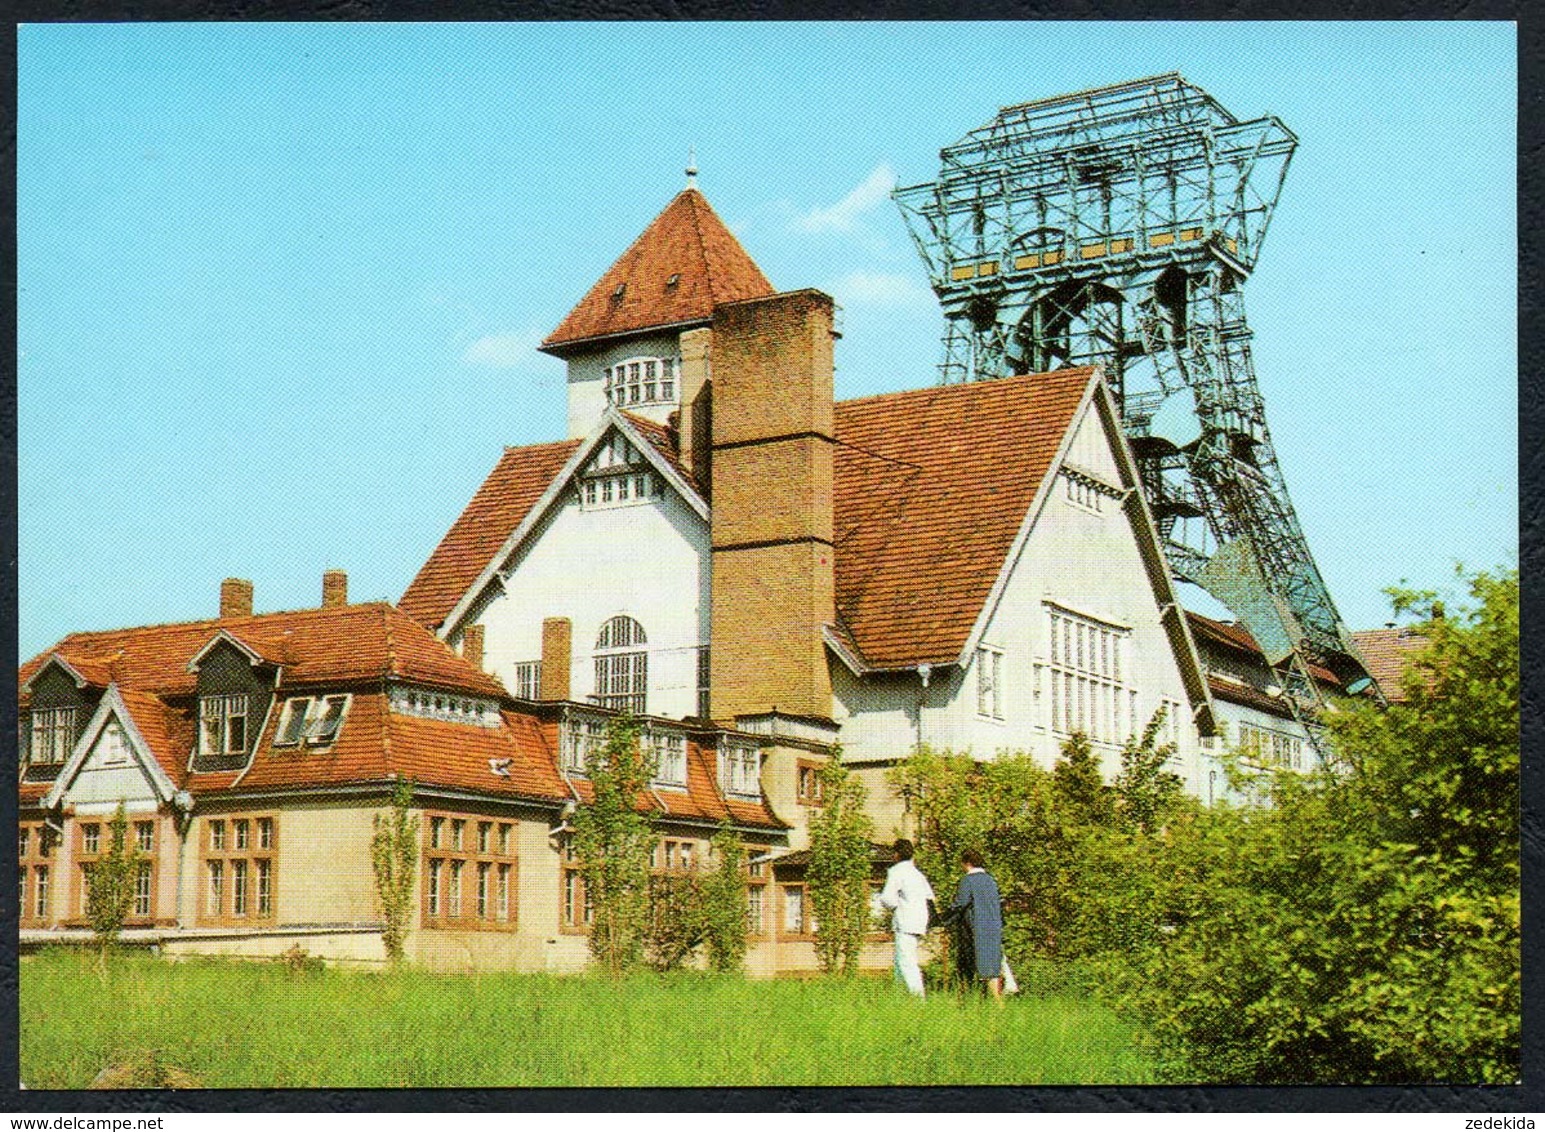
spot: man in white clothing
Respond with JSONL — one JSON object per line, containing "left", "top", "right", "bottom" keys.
{"left": 879, "top": 838, "right": 935, "bottom": 997}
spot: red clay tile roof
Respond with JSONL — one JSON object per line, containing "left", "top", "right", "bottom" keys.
{"left": 1351, "top": 627, "right": 1432, "bottom": 703}
{"left": 399, "top": 369, "right": 1104, "bottom": 671}
{"left": 831, "top": 369, "right": 1097, "bottom": 669}
{"left": 19, "top": 604, "right": 505, "bottom": 700}
{"left": 118, "top": 687, "right": 196, "bottom": 790}
{"left": 541, "top": 189, "right": 774, "bottom": 356}
{"left": 398, "top": 440, "right": 581, "bottom": 630}
{"left": 550, "top": 723, "right": 784, "bottom": 831}
{"left": 622, "top": 411, "right": 703, "bottom": 496}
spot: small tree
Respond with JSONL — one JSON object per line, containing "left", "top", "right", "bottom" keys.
{"left": 1113, "top": 709, "right": 1184, "bottom": 835}
{"left": 84, "top": 802, "right": 140, "bottom": 971}
{"left": 703, "top": 825, "right": 750, "bottom": 973}
{"left": 573, "top": 714, "right": 656, "bottom": 976}
{"left": 371, "top": 776, "right": 420, "bottom": 964}
{"left": 806, "top": 759, "right": 874, "bottom": 976}
{"left": 1053, "top": 731, "right": 1114, "bottom": 827}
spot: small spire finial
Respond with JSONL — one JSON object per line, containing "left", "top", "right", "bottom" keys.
{"left": 686, "top": 146, "right": 698, "bottom": 190}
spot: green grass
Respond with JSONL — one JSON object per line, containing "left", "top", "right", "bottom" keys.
{"left": 20, "top": 949, "right": 1155, "bottom": 1088}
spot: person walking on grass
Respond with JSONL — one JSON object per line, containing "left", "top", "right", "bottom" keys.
{"left": 944, "top": 848, "right": 1004, "bottom": 1000}
{"left": 879, "top": 838, "right": 935, "bottom": 998}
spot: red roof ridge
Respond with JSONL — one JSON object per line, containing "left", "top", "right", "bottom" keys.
{"left": 834, "top": 366, "right": 1098, "bottom": 411}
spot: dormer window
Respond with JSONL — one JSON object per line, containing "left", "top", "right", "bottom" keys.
{"left": 644, "top": 726, "right": 687, "bottom": 789}
{"left": 200, "top": 694, "right": 249, "bottom": 756}
{"left": 273, "top": 694, "right": 351, "bottom": 748}
{"left": 603, "top": 356, "right": 678, "bottom": 407}
{"left": 718, "top": 738, "right": 762, "bottom": 800}
{"left": 29, "top": 707, "right": 77, "bottom": 765}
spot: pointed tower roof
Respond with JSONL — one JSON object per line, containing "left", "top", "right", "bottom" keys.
{"left": 540, "top": 188, "right": 774, "bottom": 357}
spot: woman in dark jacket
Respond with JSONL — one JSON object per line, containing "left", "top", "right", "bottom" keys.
{"left": 945, "top": 848, "right": 1004, "bottom": 998}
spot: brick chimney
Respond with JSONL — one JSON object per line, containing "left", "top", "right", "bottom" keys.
{"left": 540, "top": 617, "right": 572, "bottom": 701}
{"left": 322, "top": 569, "right": 348, "bottom": 608}
{"left": 708, "top": 289, "right": 837, "bottom": 722}
{"left": 677, "top": 326, "right": 713, "bottom": 492}
{"left": 220, "top": 578, "right": 254, "bottom": 620}
{"left": 463, "top": 624, "right": 485, "bottom": 671}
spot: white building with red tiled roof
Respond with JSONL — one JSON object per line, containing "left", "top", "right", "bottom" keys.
{"left": 24, "top": 183, "right": 1336, "bottom": 976}
{"left": 402, "top": 186, "right": 1223, "bottom": 864}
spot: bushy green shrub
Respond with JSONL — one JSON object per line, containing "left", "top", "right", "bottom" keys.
{"left": 641, "top": 825, "right": 750, "bottom": 974}
{"left": 1122, "top": 568, "right": 1519, "bottom": 1084}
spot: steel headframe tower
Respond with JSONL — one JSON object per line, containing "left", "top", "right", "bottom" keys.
{"left": 893, "top": 73, "right": 1376, "bottom": 742}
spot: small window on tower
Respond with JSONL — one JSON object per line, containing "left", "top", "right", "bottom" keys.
{"left": 612, "top": 283, "right": 626, "bottom": 301}
{"left": 666, "top": 273, "right": 680, "bottom": 288}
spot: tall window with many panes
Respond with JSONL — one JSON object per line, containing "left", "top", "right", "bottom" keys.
{"left": 594, "top": 616, "right": 647, "bottom": 714}
{"left": 1045, "top": 605, "right": 1134, "bottom": 744}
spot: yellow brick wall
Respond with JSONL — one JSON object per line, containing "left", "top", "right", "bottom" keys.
{"left": 709, "top": 543, "right": 835, "bottom": 721}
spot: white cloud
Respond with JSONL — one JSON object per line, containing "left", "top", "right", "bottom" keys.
{"left": 829, "top": 270, "right": 934, "bottom": 309}
{"left": 463, "top": 330, "right": 543, "bottom": 368}
{"left": 792, "top": 164, "right": 897, "bottom": 234}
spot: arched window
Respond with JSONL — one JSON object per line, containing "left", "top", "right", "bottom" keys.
{"left": 603, "top": 357, "right": 678, "bottom": 408}
{"left": 595, "top": 616, "right": 647, "bottom": 714}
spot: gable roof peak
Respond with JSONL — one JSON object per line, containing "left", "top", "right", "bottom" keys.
{"left": 541, "top": 188, "right": 774, "bottom": 357}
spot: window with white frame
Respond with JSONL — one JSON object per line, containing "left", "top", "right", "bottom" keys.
{"left": 975, "top": 646, "right": 1003, "bottom": 720}
{"left": 513, "top": 661, "right": 542, "bottom": 700}
{"left": 200, "top": 694, "right": 249, "bottom": 756}
{"left": 604, "top": 356, "right": 678, "bottom": 408}
{"left": 388, "top": 688, "right": 498, "bottom": 726}
{"left": 273, "top": 695, "right": 351, "bottom": 747}
{"left": 1238, "top": 722, "right": 1305, "bottom": 771}
{"left": 1046, "top": 605, "right": 1133, "bottom": 744}
{"left": 560, "top": 711, "right": 608, "bottom": 775}
{"left": 30, "top": 707, "right": 77, "bottom": 765}
{"left": 96, "top": 720, "right": 133, "bottom": 767}
{"left": 580, "top": 472, "right": 661, "bottom": 510}
{"left": 1160, "top": 698, "right": 1185, "bottom": 755}
{"left": 645, "top": 728, "right": 688, "bottom": 788}
{"left": 594, "top": 616, "right": 647, "bottom": 714}
{"left": 1061, "top": 469, "right": 1110, "bottom": 513}
{"left": 718, "top": 739, "right": 761, "bottom": 799}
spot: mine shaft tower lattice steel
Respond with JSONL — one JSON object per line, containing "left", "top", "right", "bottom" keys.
{"left": 893, "top": 73, "right": 1375, "bottom": 730}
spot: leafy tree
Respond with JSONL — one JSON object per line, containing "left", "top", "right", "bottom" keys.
{"left": 370, "top": 776, "right": 420, "bottom": 965}
{"left": 1126, "top": 568, "right": 1520, "bottom": 1083}
{"left": 84, "top": 802, "right": 140, "bottom": 971}
{"left": 1113, "top": 708, "right": 1185, "bottom": 835}
{"left": 805, "top": 759, "right": 874, "bottom": 976}
{"left": 1052, "top": 732, "right": 1113, "bottom": 827}
{"left": 702, "top": 826, "right": 750, "bottom": 973}
{"left": 573, "top": 714, "right": 655, "bottom": 976}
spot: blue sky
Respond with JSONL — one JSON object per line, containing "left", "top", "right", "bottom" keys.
{"left": 18, "top": 22, "right": 1517, "bottom": 659}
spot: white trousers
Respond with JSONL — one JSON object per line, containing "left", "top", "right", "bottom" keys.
{"left": 893, "top": 931, "right": 925, "bottom": 997}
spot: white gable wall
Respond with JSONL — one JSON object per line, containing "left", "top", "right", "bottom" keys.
{"left": 467, "top": 460, "right": 710, "bottom": 721}
{"left": 835, "top": 401, "right": 1205, "bottom": 795}
{"left": 62, "top": 719, "right": 161, "bottom": 814}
